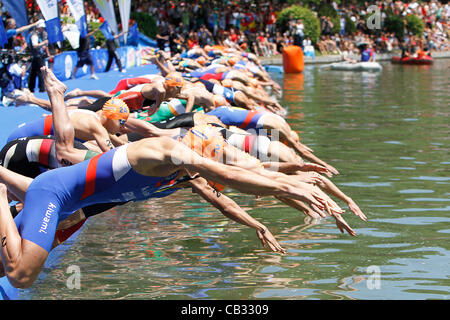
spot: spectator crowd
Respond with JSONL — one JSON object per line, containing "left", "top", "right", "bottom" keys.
{"left": 0, "top": 0, "right": 449, "bottom": 104}
{"left": 136, "top": 0, "right": 449, "bottom": 58}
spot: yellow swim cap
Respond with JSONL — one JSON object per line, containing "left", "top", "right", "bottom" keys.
{"left": 102, "top": 98, "right": 130, "bottom": 121}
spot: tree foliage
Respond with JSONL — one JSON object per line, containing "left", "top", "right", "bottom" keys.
{"left": 276, "top": 5, "right": 321, "bottom": 43}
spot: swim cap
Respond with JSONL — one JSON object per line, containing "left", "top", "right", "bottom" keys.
{"left": 181, "top": 124, "right": 226, "bottom": 192}
{"left": 291, "top": 130, "right": 300, "bottom": 143}
{"left": 250, "top": 78, "right": 259, "bottom": 88}
{"left": 182, "top": 124, "right": 225, "bottom": 160}
{"left": 102, "top": 98, "right": 130, "bottom": 121}
{"left": 165, "top": 75, "right": 184, "bottom": 88}
{"left": 213, "top": 95, "right": 227, "bottom": 107}
{"left": 228, "top": 57, "right": 238, "bottom": 66}
{"left": 221, "top": 79, "right": 233, "bottom": 88}
{"left": 196, "top": 56, "right": 207, "bottom": 65}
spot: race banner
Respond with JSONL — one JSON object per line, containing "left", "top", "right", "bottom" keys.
{"left": 99, "top": 21, "right": 114, "bottom": 41}
{"left": 66, "top": 0, "right": 88, "bottom": 38}
{"left": 35, "top": 0, "right": 64, "bottom": 44}
{"left": 0, "top": 19, "right": 7, "bottom": 48}
{"left": 1, "top": 0, "right": 28, "bottom": 30}
{"left": 118, "top": 0, "right": 131, "bottom": 43}
{"left": 93, "top": 0, "right": 118, "bottom": 35}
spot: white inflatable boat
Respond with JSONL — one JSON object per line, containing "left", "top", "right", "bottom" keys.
{"left": 329, "top": 61, "right": 382, "bottom": 72}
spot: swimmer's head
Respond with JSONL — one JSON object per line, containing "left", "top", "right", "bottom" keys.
{"left": 213, "top": 95, "right": 227, "bottom": 108}
{"left": 196, "top": 56, "right": 207, "bottom": 65}
{"left": 102, "top": 98, "right": 130, "bottom": 123}
{"left": 181, "top": 124, "right": 226, "bottom": 192}
{"left": 101, "top": 98, "right": 130, "bottom": 134}
{"left": 221, "top": 79, "right": 233, "bottom": 88}
{"left": 228, "top": 57, "right": 238, "bottom": 66}
{"left": 204, "top": 45, "right": 213, "bottom": 52}
{"left": 291, "top": 130, "right": 300, "bottom": 143}
{"left": 181, "top": 124, "right": 225, "bottom": 161}
{"left": 164, "top": 75, "right": 184, "bottom": 95}
{"left": 249, "top": 78, "right": 259, "bottom": 88}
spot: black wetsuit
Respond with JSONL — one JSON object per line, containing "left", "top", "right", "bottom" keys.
{"left": 0, "top": 135, "right": 127, "bottom": 218}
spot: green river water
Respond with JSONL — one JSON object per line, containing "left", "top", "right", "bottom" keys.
{"left": 22, "top": 59, "right": 449, "bottom": 300}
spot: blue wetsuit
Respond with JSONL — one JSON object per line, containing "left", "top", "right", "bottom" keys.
{"left": 8, "top": 111, "right": 96, "bottom": 143}
{"left": 197, "top": 79, "right": 236, "bottom": 104}
{"left": 206, "top": 106, "right": 265, "bottom": 130}
{"left": 7, "top": 115, "right": 54, "bottom": 143}
{"left": 18, "top": 145, "right": 182, "bottom": 252}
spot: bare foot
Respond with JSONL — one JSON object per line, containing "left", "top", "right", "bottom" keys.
{"left": 41, "top": 66, "right": 67, "bottom": 96}
{"left": 14, "top": 93, "right": 32, "bottom": 106}
{"left": 64, "top": 88, "right": 82, "bottom": 100}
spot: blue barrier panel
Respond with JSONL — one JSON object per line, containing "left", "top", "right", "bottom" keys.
{"left": 52, "top": 46, "right": 150, "bottom": 80}
{"left": 52, "top": 51, "right": 78, "bottom": 81}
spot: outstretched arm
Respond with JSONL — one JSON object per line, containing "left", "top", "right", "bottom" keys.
{"left": 167, "top": 139, "right": 328, "bottom": 210}
{"left": 189, "top": 177, "right": 286, "bottom": 253}
{"left": 124, "top": 118, "right": 179, "bottom": 138}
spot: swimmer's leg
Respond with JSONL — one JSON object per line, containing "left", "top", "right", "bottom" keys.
{"left": 0, "top": 166, "right": 32, "bottom": 203}
{"left": 64, "top": 88, "right": 111, "bottom": 100}
{"left": 0, "top": 184, "right": 49, "bottom": 287}
{"left": 15, "top": 91, "right": 52, "bottom": 111}
{"left": 42, "top": 66, "right": 87, "bottom": 165}
{"left": 66, "top": 97, "right": 95, "bottom": 108}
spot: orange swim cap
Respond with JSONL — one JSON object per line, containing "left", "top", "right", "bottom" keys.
{"left": 165, "top": 75, "right": 184, "bottom": 88}
{"left": 102, "top": 98, "right": 130, "bottom": 121}
{"left": 181, "top": 124, "right": 226, "bottom": 192}
{"left": 196, "top": 56, "right": 207, "bottom": 65}
{"left": 221, "top": 79, "right": 233, "bottom": 88}
{"left": 228, "top": 57, "right": 238, "bottom": 66}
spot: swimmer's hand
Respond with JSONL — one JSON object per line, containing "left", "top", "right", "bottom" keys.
{"left": 347, "top": 199, "right": 367, "bottom": 221}
{"left": 300, "top": 163, "right": 331, "bottom": 176}
{"left": 256, "top": 227, "right": 286, "bottom": 254}
{"left": 333, "top": 213, "right": 357, "bottom": 236}
{"left": 325, "top": 164, "right": 340, "bottom": 176}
